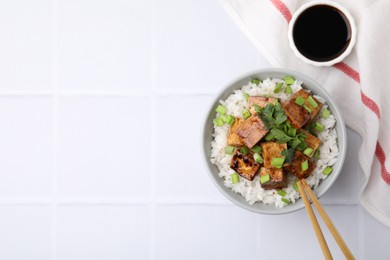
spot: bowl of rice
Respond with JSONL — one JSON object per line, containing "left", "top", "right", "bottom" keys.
{"left": 201, "top": 68, "right": 346, "bottom": 214}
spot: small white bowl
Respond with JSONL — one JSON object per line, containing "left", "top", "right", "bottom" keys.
{"left": 288, "top": 1, "right": 357, "bottom": 67}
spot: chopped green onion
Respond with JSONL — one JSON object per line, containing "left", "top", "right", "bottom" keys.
{"left": 303, "top": 147, "right": 314, "bottom": 157}
{"left": 242, "top": 109, "right": 251, "bottom": 120}
{"left": 323, "top": 166, "right": 333, "bottom": 175}
{"left": 265, "top": 132, "right": 274, "bottom": 141}
{"left": 251, "top": 145, "right": 262, "bottom": 154}
{"left": 215, "top": 105, "right": 226, "bottom": 115}
{"left": 293, "top": 180, "right": 298, "bottom": 191}
{"left": 322, "top": 109, "right": 331, "bottom": 118}
{"left": 283, "top": 76, "right": 295, "bottom": 85}
{"left": 303, "top": 105, "right": 312, "bottom": 113}
{"left": 260, "top": 174, "right": 271, "bottom": 184}
{"left": 277, "top": 190, "right": 287, "bottom": 197}
{"left": 301, "top": 160, "right": 309, "bottom": 171}
{"left": 295, "top": 96, "right": 305, "bottom": 106}
{"left": 315, "top": 122, "right": 324, "bottom": 132}
{"left": 220, "top": 115, "right": 228, "bottom": 123}
{"left": 213, "top": 118, "right": 223, "bottom": 126}
{"left": 307, "top": 96, "right": 318, "bottom": 108}
{"left": 231, "top": 173, "right": 239, "bottom": 184}
{"left": 240, "top": 146, "right": 249, "bottom": 155}
{"left": 226, "top": 115, "right": 235, "bottom": 126}
{"left": 288, "top": 128, "right": 297, "bottom": 137}
{"left": 271, "top": 157, "right": 285, "bottom": 169}
{"left": 254, "top": 153, "right": 263, "bottom": 163}
{"left": 274, "top": 82, "right": 283, "bottom": 93}
{"left": 224, "top": 146, "right": 235, "bottom": 155}
{"left": 281, "top": 198, "right": 290, "bottom": 204}
{"left": 286, "top": 121, "right": 291, "bottom": 128}
{"left": 251, "top": 78, "right": 260, "bottom": 85}
{"left": 243, "top": 93, "right": 249, "bottom": 102}
{"left": 285, "top": 85, "right": 292, "bottom": 94}
{"left": 314, "top": 149, "right": 321, "bottom": 158}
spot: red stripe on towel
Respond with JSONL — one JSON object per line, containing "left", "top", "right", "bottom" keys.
{"left": 360, "top": 91, "right": 381, "bottom": 119}
{"left": 376, "top": 142, "right": 390, "bottom": 185}
{"left": 271, "top": 0, "right": 388, "bottom": 184}
{"left": 333, "top": 62, "right": 360, "bottom": 83}
{"left": 332, "top": 62, "right": 380, "bottom": 118}
{"left": 270, "top": 0, "right": 292, "bottom": 23}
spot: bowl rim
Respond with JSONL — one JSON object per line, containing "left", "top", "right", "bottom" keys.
{"left": 287, "top": 0, "right": 357, "bottom": 67}
{"left": 201, "top": 68, "right": 347, "bottom": 215}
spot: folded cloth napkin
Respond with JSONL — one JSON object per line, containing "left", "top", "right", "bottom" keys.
{"left": 221, "top": 0, "right": 390, "bottom": 227}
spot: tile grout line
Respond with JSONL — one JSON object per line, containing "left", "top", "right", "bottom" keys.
{"left": 51, "top": 0, "right": 59, "bottom": 258}
{"left": 0, "top": 89, "right": 216, "bottom": 97}
{"left": 0, "top": 91, "right": 55, "bottom": 96}
{"left": 149, "top": 0, "right": 156, "bottom": 259}
{"left": 255, "top": 216, "right": 260, "bottom": 260}
{"left": 149, "top": 94, "right": 157, "bottom": 260}
{"left": 0, "top": 198, "right": 359, "bottom": 206}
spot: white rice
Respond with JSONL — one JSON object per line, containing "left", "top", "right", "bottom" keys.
{"left": 210, "top": 78, "right": 339, "bottom": 208}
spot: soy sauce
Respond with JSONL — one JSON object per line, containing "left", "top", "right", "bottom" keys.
{"left": 293, "top": 5, "right": 351, "bottom": 62}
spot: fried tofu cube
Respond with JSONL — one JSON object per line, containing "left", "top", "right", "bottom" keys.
{"left": 260, "top": 142, "right": 287, "bottom": 168}
{"left": 301, "top": 130, "right": 321, "bottom": 157}
{"left": 236, "top": 116, "right": 268, "bottom": 148}
{"left": 227, "top": 118, "right": 244, "bottom": 146}
{"left": 282, "top": 89, "right": 323, "bottom": 128}
{"left": 259, "top": 167, "right": 287, "bottom": 190}
{"left": 248, "top": 96, "right": 276, "bottom": 115}
{"left": 285, "top": 151, "right": 316, "bottom": 179}
{"left": 230, "top": 149, "right": 260, "bottom": 181}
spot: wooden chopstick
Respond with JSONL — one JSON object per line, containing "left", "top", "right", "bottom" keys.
{"left": 301, "top": 179, "right": 355, "bottom": 260}
{"left": 297, "top": 180, "right": 333, "bottom": 260}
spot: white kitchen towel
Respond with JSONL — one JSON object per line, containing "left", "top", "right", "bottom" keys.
{"left": 221, "top": 0, "right": 390, "bottom": 227}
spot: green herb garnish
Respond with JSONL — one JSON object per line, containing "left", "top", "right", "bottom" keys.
{"left": 281, "top": 148, "right": 295, "bottom": 164}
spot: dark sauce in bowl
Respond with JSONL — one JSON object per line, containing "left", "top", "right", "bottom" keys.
{"left": 292, "top": 5, "right": 351, "bottom": 62}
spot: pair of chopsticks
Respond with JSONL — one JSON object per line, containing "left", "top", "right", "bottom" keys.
{"left": 297, "top": 179, "right": 355, "bottom": 260}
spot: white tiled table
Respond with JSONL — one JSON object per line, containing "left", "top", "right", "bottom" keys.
{"left": 0, "top": 0, "right": 389, "bottom": 259}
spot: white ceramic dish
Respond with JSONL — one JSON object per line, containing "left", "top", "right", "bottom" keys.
{"left": 201, "top": 68, "right": 347, "bottom": 214}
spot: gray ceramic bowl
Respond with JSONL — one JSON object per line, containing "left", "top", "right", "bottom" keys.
{"left": 201, "top": 68, "right": 346, "bottom": 214}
